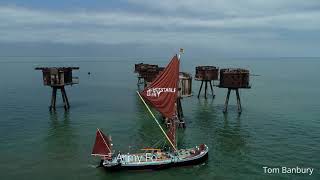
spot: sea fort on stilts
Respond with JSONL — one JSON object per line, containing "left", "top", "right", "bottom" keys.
{"left": 218, "top": 68, "right": 251, "bottom": 114}
{"left": 35, "top": 67, "right": 79, "bottom": 111}
{"left": 195, "top": 66, "right": 219, "bottom": 99}
{"left": 134, "top": 51, "right": 252, "bottom": 116}
{"left": 194, "top": 66, "right": 251, "bottom": 113}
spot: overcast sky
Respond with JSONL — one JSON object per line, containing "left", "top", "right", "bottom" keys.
{"left": 0, "top": 0, "right": 319, "bottom": 57}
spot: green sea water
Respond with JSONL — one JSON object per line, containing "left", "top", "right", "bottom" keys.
{"left": 0, "top": 57, "right": 319, "bottom": 180}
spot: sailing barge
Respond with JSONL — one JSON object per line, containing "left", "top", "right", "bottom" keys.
{"left": 92, "top": 55, "right": 209, "bottom": 170}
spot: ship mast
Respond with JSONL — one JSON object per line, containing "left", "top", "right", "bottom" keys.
{"left": 137, "top": 91, "right": 178, "bottom": 151}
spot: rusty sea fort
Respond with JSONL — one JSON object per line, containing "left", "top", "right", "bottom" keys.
{"left": 0, "top": 57, "right": 319, "bottom": 179}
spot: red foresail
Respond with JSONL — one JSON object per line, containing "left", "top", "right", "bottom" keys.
{"left": 91, "top": 129, "right": 112, "bottom": 157}
{"left": 141, "top": 55, "right": 180, "bottom": 118}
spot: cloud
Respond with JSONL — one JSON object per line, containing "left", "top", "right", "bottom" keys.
{"left": 0, "top": 2, "right": 319, "bottom": 56}
{"left": 0, "top": 6, "right": 283, "bottom": 45}
{"left": 127, "top": 0, "right": 320, "bottom": 17}
{"left": 1, "top": 5, "right": 320, "bottom": 30}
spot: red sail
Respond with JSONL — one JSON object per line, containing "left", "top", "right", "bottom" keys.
{"left": 91, "top": 129, "right": 112, "bottom": 157}
{"left": 141, "top": 55, "right": 180, "bottom": 118}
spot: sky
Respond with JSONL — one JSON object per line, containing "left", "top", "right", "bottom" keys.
{"left": 0, "top": 0, "right": 320, "bottom": 57}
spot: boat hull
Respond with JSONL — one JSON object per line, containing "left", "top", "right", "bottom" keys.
{"left": 173, "top": 151, "right": 208, "bottom": 167}
{"left": 101, "top": 145, "right": 209, "bottom": 171}
{"left": 104, "top": 162, "right": 173, "bottom": 171}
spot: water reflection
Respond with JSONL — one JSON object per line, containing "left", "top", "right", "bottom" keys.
{"left": 131, "top": 93, "right": 162, "bottom": 149}
{"left": 45, "top": 111, "right": 78, "bottom": 160}
{"left": 219, "top": 113, "right": 248, "bottom": 154}
{"left": 193, "top": 99, "right": 249, "bottom": 156}
{"left": 195, "top": 98, "right": 216, "bottom": 118}
{"left": 192, "top": 98, "right": 217, "bottom": 129}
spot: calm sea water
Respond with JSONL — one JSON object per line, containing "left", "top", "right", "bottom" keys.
{"left": 0, "top": 57, "right": 319, "bottom": 180}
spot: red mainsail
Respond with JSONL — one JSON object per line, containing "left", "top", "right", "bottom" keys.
{"left": 141, "top": 55, "right": 180, "bottom": 119}
{"left": 91, "top": 129, "right": 112, "bottom": 157}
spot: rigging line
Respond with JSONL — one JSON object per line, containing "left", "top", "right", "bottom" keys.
{"left": 97, "top": 128, "right": 111, "bottom": 153}
{"left": 136, "top": 91, "right": 178, "bottom": 152}
{"left": 151, "top": 138, "right": 165, "bottom": 148}
{"left": 160, "top": 141, "right": 166, "bottom": 150}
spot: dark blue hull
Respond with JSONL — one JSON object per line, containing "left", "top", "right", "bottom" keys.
{"left": 102, "top": 151, "right": 208, "bottom": 171}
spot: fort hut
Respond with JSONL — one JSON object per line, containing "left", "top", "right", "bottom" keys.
{"left": 219, "top": 68, "right": 250, "bottom": 114}
{"left": 35, "top": 67, "right": 79, "bottom": 110}
{"left": 176, "top": 72, "right": 192, "bottom": 128}
{"left": 195, "top": 66, "right": 219, "bottom": 99}
{"left": 134, "top": 63, "right": 164, "bottom": 87}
